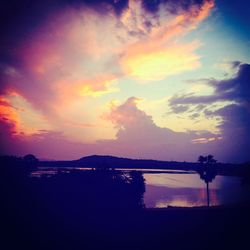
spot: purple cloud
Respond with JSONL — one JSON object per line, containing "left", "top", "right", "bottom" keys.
{"left": 170, "top": 63, "right": 250, "bottom": 107}
{"left": 169, "top": 62, "right": 250, "bottom": 162}
{"left": 0, "top": 96, "right": 220, "bottom": 162}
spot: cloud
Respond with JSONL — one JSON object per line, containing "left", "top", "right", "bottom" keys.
{"left": 121, "top": 42, "right": 201, "bottom": 81}
{"left": 1, "top": 6, "right": 125, "bottom": 118}
{"left": 0, "top": 0, "right": 214, "bottom": 116}
{"left": 171, "top": 105, "right": 190, "bottom": 114}
{"left": 120, "top": 0, "right": 214, "bottom": 81}
{"left": 0, "top": 125, "right": 94, "bottom": 160}
{"left": 211, "top": 63, "right": 250, "bottom": 103}
{"left": 4, "top": 0, "right": 243, "bottom": 162}
{"left": 105, "top": 97, "right": 190, "bottom": 143}
{"left": 205, "top": 103, "right": 250, "bottom": 162}
{"left": 0, "top": 96, "right": 214, "bottom": 161}
{"left": 231, "top": 61, "right": 241, "bottom": 69}
{"left": 102, "top": 97, "right": 221, "bottom": 161}
{"left": 170, "top": 63, "right": 250, "bottom": 107}
{"left": 168, "top": 62, "right": 250, "bottom": 162}
{"left": 0, "top": 94, "right": 20, "bottom": 135}
{"left": 1, "top": 94, "right": 247, "bottom": 163}
{"left": 0, "top": 0, "right": 215, "bottom": 147}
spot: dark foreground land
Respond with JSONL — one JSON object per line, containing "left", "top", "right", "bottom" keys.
{"left": 1, "top": 160, "right": 250, "bottom": 250}
{"left": 2, "top": 202, "right": 250, "bottom": 250}
{"left": 2, "top": 204, "right": 250, "bottom": 250}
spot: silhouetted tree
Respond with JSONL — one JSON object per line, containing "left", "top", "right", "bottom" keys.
{"left": 197, "top": 155, "right": 217, "bottom": 207}
{"left": 23, "top": 154, "right": 39, "bottom": 169}
{"left": 198, "top": 155, "right": 207, "bottom": 164}
{"left": 198, "top": 155, "right": 217, "bottom": 165}
{"left": 207, "top": 154, "right": 217, "bottom": 164}
{"left": 23, "top": 154, "right": 38, "bottom": 162}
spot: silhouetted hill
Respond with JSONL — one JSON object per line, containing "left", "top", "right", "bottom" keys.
{"left": 1, "top": 154, "right": 247, "bottom": 177}
{"left": 36, "top": 154, "right": 246, "bottom": 176}
{"left": 39, "top": 154, "right": 197, "bottom": 169}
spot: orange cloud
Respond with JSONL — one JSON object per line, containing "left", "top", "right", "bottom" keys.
{"left": 15, "top": 7, "right": 122, "bottom": 114}
{"left": 189, "top": 0, "right": 215, "bottom": 24}
{"left": 5, "top": 0, "right": 215, "bottom": 115}
{"left": 121, "top": 41, "right": 201, "bottom": 81}
{"left": 192, "top": 136, "right": 222, "bottom": 144}
{"left": 120, "top": 0, "right": 214, "bottom": 81}
{"left": 0, "top": 94, "right": 20, "bottom": 135}
{"left": 60, "top": 76, "right": 119, "bottom": 99}
{"left": 0, "top": 0, "right": 215, "bottom": 149}
{"left": 0, "top": 92, "right": 51, "bottom": 136}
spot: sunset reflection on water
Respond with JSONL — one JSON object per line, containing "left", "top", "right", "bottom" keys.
{"left": 144, "top": 173, "right": 248, "bottom": 208}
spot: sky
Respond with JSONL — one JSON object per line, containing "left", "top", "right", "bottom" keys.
{"left": 0, "top": 0, "right": 249, "bottom": 162}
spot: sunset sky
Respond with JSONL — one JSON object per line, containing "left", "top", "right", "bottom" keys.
{"left": 0, "top": 0, "right": 249, "bottom": 162}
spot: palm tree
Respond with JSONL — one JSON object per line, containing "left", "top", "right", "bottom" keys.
{"left": 207, "top": 154, "right": 215, "bottom": 164}
{"left": 198, "top": 155, "right": 206, "bottom": 164}
{"left": 201, "top": 171, "right": 216, "bottom": 207}
{"left": 197, "top": 155, "right": 217, "bottom": 207}
{"left": 198, "top": 155, "right": 217, "bottom": 165}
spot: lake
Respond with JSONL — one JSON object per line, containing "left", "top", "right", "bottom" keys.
{"left": 31, "top": 167, "right": 250, "bottom": 208}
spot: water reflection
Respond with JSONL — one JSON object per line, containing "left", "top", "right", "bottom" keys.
{"left": 144, "top": 184, "right": 219, "bottom": 207}
{"left": 198, "top": 164, "right": 217, "bottom": 207}
{"left": 144, "top": 173, "right": 250, "bottom": 207}
{"left": 28, "top": 167, "right": 250, "bottom": 208}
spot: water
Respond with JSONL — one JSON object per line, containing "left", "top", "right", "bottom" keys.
{"left": 30, "top": 167, "right": 250, "bottom": 208}
{"left": 144, "top": 173, "right": 249, "bottom": 207}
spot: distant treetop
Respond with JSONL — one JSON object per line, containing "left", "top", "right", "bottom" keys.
{"left": 198, "top": 155, "right": 217, "bottom": 165}
{"left": 23, "top": 154, "right": 39, "bottom": 162}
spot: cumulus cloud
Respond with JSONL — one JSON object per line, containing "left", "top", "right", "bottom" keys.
{"left": 105, "top": 97, "right": 192, "bottom": 144}
{"left": 2, "top": 0, "right": 232, "bottom": 162}
{"left": 1, "top": 94, "right": 246, "bottom": 162}
{"left": 102, "top": 97, "right": 221, "bottom": 161}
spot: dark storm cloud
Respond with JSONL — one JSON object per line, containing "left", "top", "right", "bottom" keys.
{"left": 169, "top": 62, "right": 250, "bottom": 162}
{"left": 142, "top": 0, "right": 208, "bottom": 14}
{"left": 211, "top": 63, "right": 250, "bottom": 103}
{"left": 205, "top": 103, "right": 250, "bottom": 136}
{"left": 170, "top": 63, "right": 250, "bottom": 108}
{"left": 206, "top": 103, "right": 250, "bottom": 162}
{"left": 170, "top": 93, "right": 219, "bottom": 105}
{"left": 231, "top": 61, "right": 241, "bottom": 69}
